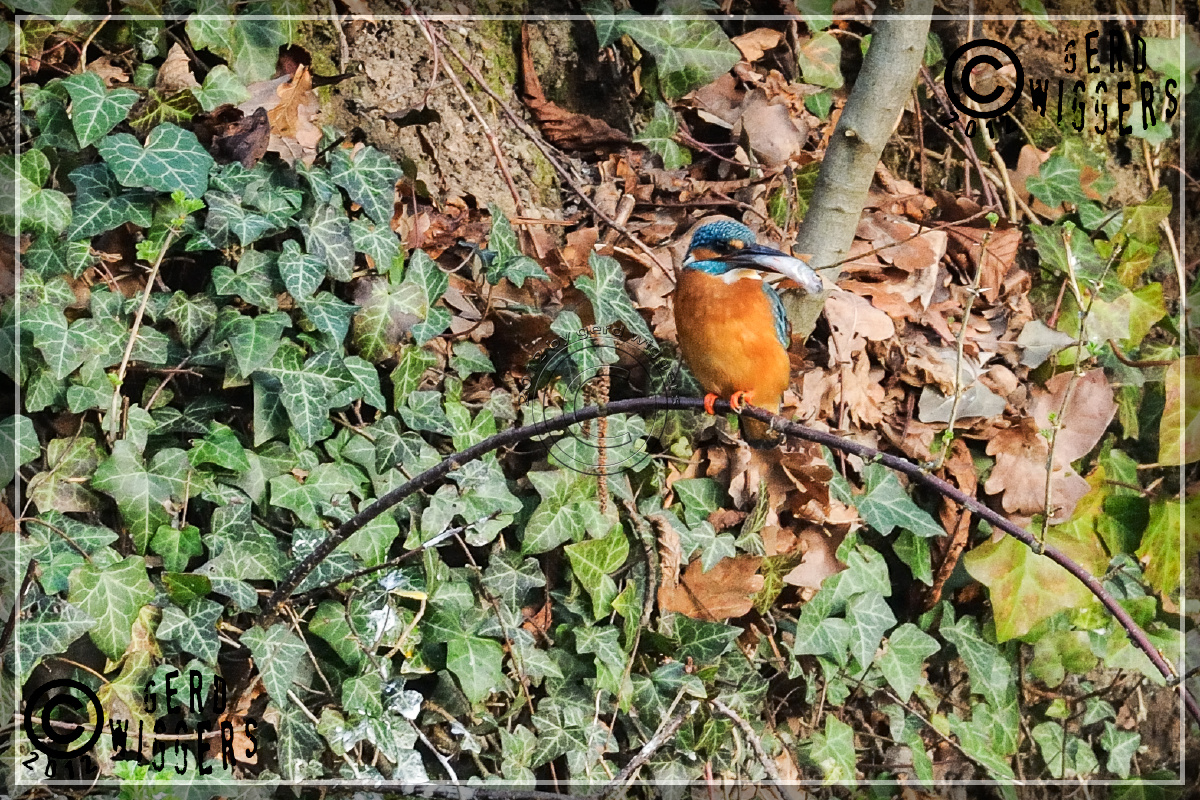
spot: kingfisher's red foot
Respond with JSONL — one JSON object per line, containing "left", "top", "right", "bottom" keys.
{"left": 703, "top": 393, "right": 720, "bottom": 415}
{"left": 729, "top": 390, "right": 755, "bottom": 412}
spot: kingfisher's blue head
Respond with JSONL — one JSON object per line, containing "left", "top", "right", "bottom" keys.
{"left": 683, "top": 220, "right": 824, "bottom": 295}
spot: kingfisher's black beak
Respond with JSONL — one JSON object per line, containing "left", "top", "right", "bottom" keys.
{"left": 721, "top": 243, "right": 825, "bottom": 295}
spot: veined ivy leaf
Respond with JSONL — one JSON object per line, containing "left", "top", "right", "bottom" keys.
{"left": 192, "top": 64, "right": 251, "bottom": 112}
{"left": 14, "top": 599, "right": 94, "bottom": 682}
{"left": 400, "top": 390, "right": 453, "bottom": 436}
{"left": 845, "top": 590, "right": 896, "bottom": 668}
{"left": 204, "top": 190, "right": 275, "bottom": 247}
{"left": 810, "top": 715, "right": 856, "bottom": 783}
{"left": 350, "top": 218, "right": 400, "bottom": 269}
{"left": 188, "top": 421, "right": 251, "bottom": 472}
{"left": 230, "top": 16, "right": 288, "bottom": 83}
{"left": 68, "top": 554, "right": 154, "bottom": 660}
{"left": 242, "top": 624, "right": 307, "bottom": 704}
{"left": 1027, "top": 154, "right": 1087, "bottom": 209}
{"left": 278, "top": 239, "right": 326, "bottom": 300}
{"left": 797, "top": 30, "right": 844, "bottom": 88}
{"left": 1158, "top": 356, "right": 1198, "bottom": 466}
{"left": 163, "top": 291, "right": 218, "bottom": 348}
{"left": 97, "top": 123, "right": 214, "bottom": 199}
{"left": 1099, "top": 722, "right": 1140, "bottom": 779}
{"left": 483, "top": 204, "right": 549, "bottom": 288}
{"left": 222, "top": 312, "right": 289, "bottom": 376}
{"left": 578, "top": 252, "right": 655, "bottom": 341}
{"left": 1031, "top": 721, "right": 1098, "bottom": 779}
{"left": 259, "top": 342, "right": 348, "bottom": 446}
{"left": 309, "top": 601, "right": 363, "bottom": 667}
{"left": 877, "top": 623, "right": 940, "bottom": 702}
{"left": 481, "top": 550, "right": 546, "bottom": 613}
{"left": 565, "top": 523, "right": 629, "bottom": 619}
{"left": 301, "top": 292, "right": 359, "bottom": 343}
{"left": 127, "top": 89, "right": 202, "bottom": 136}
{"left": 522, "top": 470, "right": 601, "bottom": 554}
{"left": 158, "top": 598, "right": 222, "bottom": 664}
{"left": 634, "top": 102, "right": 691, "bottom": 169}
{"left": 23, "top": 304, "right": 86, "bottom": 379}
{"left": 618, "top": 15, "right": 741, "bottom": 99}
{"left": 302, "top": 201, "right": 354, "bottom": 281}
{"left": 91, "top": 440, "right": 174, "bottom": 554}
{"left": 28, "top": 436, "right": 103, "bottom": 514}
{"left": 446, "top": 634, "right": 506, "bottom": 704}
{"left": 150, "top": 523, "right": 204, "bottom": 573}
{"left": 857, "top": 463, "right": 944, "bottom": 537}
{"left": 0, "top": 414, "right": 38, "bottom": 487}
{"left": 668, "top": 614, "right": 740, "bottom": 664}
{"left": 329, "top": 145, "right": 402, "bottom": 228}
{"left": 938, "top": 610, "right": 1014, "bottom": 710}
{"left": 61, "top": 71, "right": 139, "bottom": 148}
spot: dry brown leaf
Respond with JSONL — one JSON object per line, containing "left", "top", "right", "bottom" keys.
{"left": 840, "top": 350, "right": 886, "bottom": 427}
{"left": 239, "top": 67, "right": 320, "bottom": 165}
{"left": 1031, "top": 369, "right": 1117, "bottom": 463}
{"left": 658, "top": 555, "right": 764, "bottom": 621}
{"left": 0, "top": 501, "right": 15, "bottom": 533}
{"left": 519, "top": 26, "right": 630, "bottom": 151}
{"left": 157, "top": 43, "right": 199, "bottom": 93}
{"left": 983, "top": 417, "right": 1090, "bottom": 522}
{"left": 946, "top": 224, "right": 1021, "bottom": 303}
{"left": 825, "top": 288, "right": 895, "bottom": 362}
{"left": 782, "top": 525, "right": 845, "bottom": 590}
{"left": 87, "top": 55, "right": 129, "bottom": 86}
{"left": 521, "top": 600, "right": 553, "bottom": 639}
{"left": 731, "top": 28, "right": 784, "bottom": 62}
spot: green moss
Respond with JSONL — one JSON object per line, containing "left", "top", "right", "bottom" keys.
{"left": 472, "top": 20, "right": 521, "bottom": 99}
{"left": 528, "top": 147, "right": 558, "bottom": 204}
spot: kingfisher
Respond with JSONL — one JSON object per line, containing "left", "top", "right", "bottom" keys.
{"left": 674, "top": 219, "right": 824, "bottom": 448}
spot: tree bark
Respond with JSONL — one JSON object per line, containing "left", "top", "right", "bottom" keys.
{"left": 785, "top": 0, "right": 934, "bottom": 338}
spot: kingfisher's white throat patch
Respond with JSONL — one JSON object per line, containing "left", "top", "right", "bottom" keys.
{"left": 720, "top": 268, "right": 765, "bottom": 284}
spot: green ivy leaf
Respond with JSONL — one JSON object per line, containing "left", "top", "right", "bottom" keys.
{"left": 939, "top": 611, "right": 1014, "bottom": 709}
{"left": 158, "top": 598, "right": 222, "bottom": 664}
{"left": 92, "top": 440, "right": 174, "bottom": 554}
{"left": 809, "top": 714, "right": 856, "bottom": 784}
{"left": 481, "top": 204, "right": 549, "bottom": 288}
{"left": 350, "top": 218, "right": 400, "bottom": 269}
{"left": 0, "top": 414, "right": 38, "bottom": 487}
{"left": 127, "top": 89, "right": 202, "bottom": 136}
{"left": 13, "top": 599, "right": 94, "bottom": 682}
{"left": 150, "top": 523, "right": 203, "bottom": 572}
{"left": 1099, "top": 722, "right": 1140, "bottom": 779}
{"left": 192, "top": 64, "right": 250, "bottom": 112}
{"left": 61, "top": 71, "right": 139, "bottom": 148}
{"left": 163, "top": 290, "right": 217, "bottom": 348}
{"left": 1158, "top": 356, "right": 1199, "bottom": 466}
{"left": 188, "top": 421, "right": 251, "bottom": 472}
{"left": 278, "top": 239, "right": 326, "bottom": 301}
{"left": 579, "top": 252, "right": 655, "bottom": 342}
{"left": 223, "top": 311, "right": 290, "bottom": 376}
{"left": 27, "top": 436, "right": 103, "bottom": 514}
{"left": 845, "top": 591, "right": 896, "bottom": 668}
{"left": 1026, "top": 154, "right": 1087, "bottom": 209}
{"left": 242, "top": 624, "right": 308, "bottom": 704}
{"left": 302, "top": 201, "right": 355, "bottom": 282}
{"left": 857, "top": 463, "right": 944, "bottom": 537}
{"left": 446, "top": 634, "right": 506, "bottom": 704}
{"left": 634, "top": 102, "right": 691, "bottom": 169}
{"left": 68, "top": 554, "right": 154, "bottom": 659}
{"left": 301, "top": 292, "right": 358, "bottom": 344}
{"left": 619, "top": 16, "right": 741, "bottom": 99}
{"left": 877, "top": 623, "right": 940, "bottom": 702}
{"left": 329, "top": 145, "right": 402, "bottom": 228}
{"left": 565, "top": 523, "right": 629, "bottom": 618}
{"left": 1031, "top": 721, "right": 1099, "bottom": 778}
{"left": 97, "top": 123, "right": 214, "bottom": 199}
{"left": 309, "top": 601, "right": 363, "bottom": 667}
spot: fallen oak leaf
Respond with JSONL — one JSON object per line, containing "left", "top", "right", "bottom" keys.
{"left": 731, "top": 28, "right": 784, "bottom": 62}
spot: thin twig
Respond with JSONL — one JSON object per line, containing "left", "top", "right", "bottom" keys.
{"left": 78, "top": 15, "right": 111, "bottom": 73}
{"left": 935, "top": 225, "right": 993, "bottom": 470}
{"left": 1107, "top": 340, "right": 1176, "bottom": 369}
{"left": 111, "top": 228, "right": 179, "bottom": 440}
{"left": 0, "top": 560, "right": 38, "bottom": 661}
{"left": 710, "top": 698, "right": 784, "bottom": 785}
{"left": 1040, "top": 230, "right": 1122, "bottom": 538}
{"left": 594, "top": 701, "right": 696, "bottom": 800}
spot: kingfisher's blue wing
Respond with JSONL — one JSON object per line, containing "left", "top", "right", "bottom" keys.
{"left": 762, "top": 282, "right": 791, "bottom": 349}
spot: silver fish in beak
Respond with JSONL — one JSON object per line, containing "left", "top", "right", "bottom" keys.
{"left": 720, "top": 243, "right": 825, "bottom": 295}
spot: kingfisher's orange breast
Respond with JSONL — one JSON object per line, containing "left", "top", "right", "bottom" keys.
{"left": 673, "top": 270, "right": 791, "bottom": 410}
